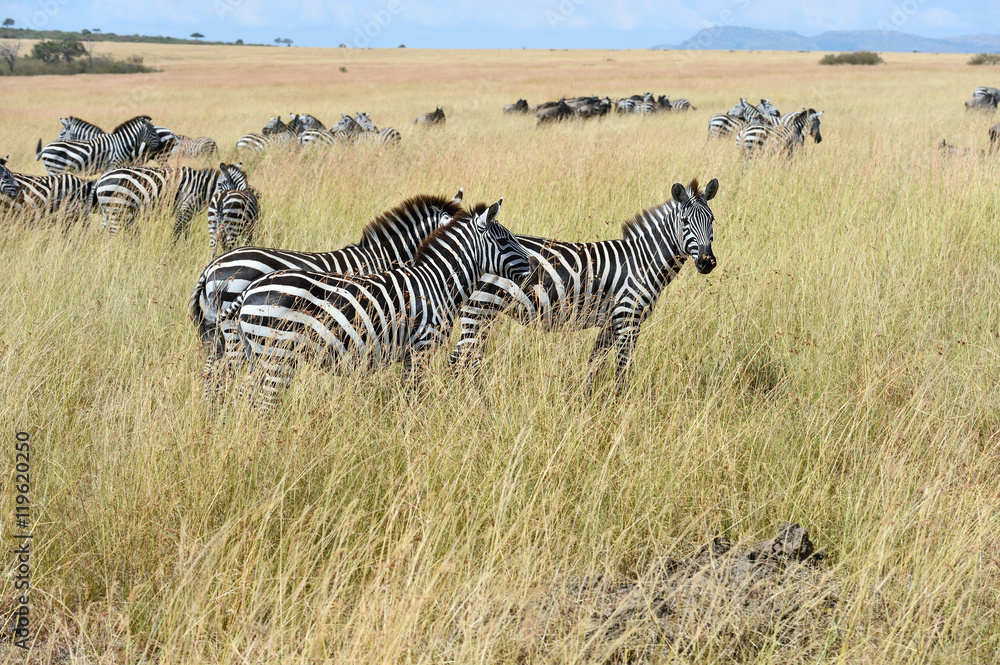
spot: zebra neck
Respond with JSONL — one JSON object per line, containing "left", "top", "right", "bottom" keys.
{"left": 412, "top": 231, "right": 482, "bottom": 305}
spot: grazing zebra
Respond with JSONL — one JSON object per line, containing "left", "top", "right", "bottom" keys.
{"left": 414, "top": 107, "right": 446, "bottom": 125}
{"left": 231, "top": 199, "right": 531, "bottom": 413}
{"left": 94, "top": 162, "right": 250, "bottom": 236}
{"left": 737, "top": 109, "right": 822, "bottom": 156}
{"left": 671, "top": 98, "right": 695, "bottom": 111}
{"left": 449, "top": 179, "right": 719, "bottom": 389}
{"left": 354, "top": 112, "right": 402, "bottom": 145}
{"left": 192, "top": 191, "right": 465, "bottom": 396}
{"left": 170, "top": 135, "right": 219, "bottom": 158}
{"left": 36, "top": 116, "right": 163, "bottom": 175}
{"left": 504, "top": 99, "right": 529, "bottom": 114}
{"left": 0, "top": 157, "right": 96, "bottom": 223}
{"left": 208, "top": 186, "right": 260, "bottom": 257}
{"left": 236, "top": 115, "right": 300, "bottom": 150}
{"left": 0, "top": 156, "right": 20, "bottom": 201}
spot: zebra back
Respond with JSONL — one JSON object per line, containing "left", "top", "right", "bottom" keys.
{"left": 189, "top": 190, "right": 465, "bottom": 346}
{"left": 37, "top": 116, "right": 162, "bottom": 175}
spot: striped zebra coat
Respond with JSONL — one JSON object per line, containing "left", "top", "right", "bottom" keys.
{"left": 192, "top": 191, "right": 464, "bottom": 397}
{"left": 353, "top": 112, "right": 402, "bottom": 145}
{"left": 231, "top": 200, "right": 531, "bottom": 412}
{"left": 55, "top": 116, "right": 177, "bottom": 164}
{"left": 449, "top": 179, "right": 719, "bottom": 388}
{"left": 37, "top": 116, "right": 163, "bottom": 176}
{"left": 0, "top": 155, "right": 95, "bottom": 222}
{"left": 237, "top": 115, "right": 300, "bottom": 151}
{"left": 736, "top": 108, "right": 822, "bottom": 156}
{"left": 208, "top": 179, "right": 260, "bottom": 257}
{"left": 94, "top": 162, "right": 250, "bottom": 236}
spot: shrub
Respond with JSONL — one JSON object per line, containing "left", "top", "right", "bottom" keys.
{"left": 968, "top": 53, "right": 1000, "bottom": 65}
{"left": 0, "top": 53, "right": 157, "bottom": 76}
{"left": 819, "top": 51, "right": 883, "bottom": 66}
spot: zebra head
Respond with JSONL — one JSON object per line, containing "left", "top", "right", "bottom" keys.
{"left": 758, "top": 98, "right": 780, "bottom": 117}
{"left": 671, "top": 178, "right": 719, "bottom": 274}
{"left": 354, "top": 112, "right": 376, "bottom": 131}
{"left": 262, "top": 116, "right": 286, "bottom": 135}
{"left": 471, "top": 198, "right": 532, "bottom": 283}
{"left": 0, "top": 154, "right": 21, "bottom": 200}
{"left": 728, "top": 98, "right": 749, "bottom": 117}
{"left": 807, "top": 110, "right": 823, "bottom": 143}
{"left": 129, "top": 118, "right": 163, "bottom": 161}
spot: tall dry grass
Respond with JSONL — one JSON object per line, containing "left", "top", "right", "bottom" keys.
{"left": 0, "top": 48, "right": 999, "bottom": 663}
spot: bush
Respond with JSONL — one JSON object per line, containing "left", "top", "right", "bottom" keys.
{"left": 968, "top": 53, "right": 1000, "bottom": 65}
{"left": 819, "top": 51, "right": 883, "bottom": 66}
{"left": 31, "top": 38, "right": 86, "bottom": 64}
{"left": 0, "top": 53, "right": 157, "bottom": 76}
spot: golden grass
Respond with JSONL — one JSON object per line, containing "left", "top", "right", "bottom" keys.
{"left": 1, "top": 46, "right": 999, "bottom": 663}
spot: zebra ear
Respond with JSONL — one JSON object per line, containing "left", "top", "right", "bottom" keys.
{"left": 452, "top": 188, "right": 463, "bottom": 203}
{"left": 477, "top": 197, "right": 503, "bottom": 231}
{"left": 60, "top": 118, "right": 69, "bottom": 127}
{"left": 1, "top": 154, "right": 7, "bottom": 166}
{"left": 671, "top": 183, "right": 689, "bottom": 203}
{"left": 219, "top": 162, "right": 227, "bottom": 171}
{"left": 814, "top": 111, "right": 824, "bottom": 117}
{"left": 702, "top": 178, "right": 719, "bottom": 201}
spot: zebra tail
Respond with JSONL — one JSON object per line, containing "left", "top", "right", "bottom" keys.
{"left": 189, "top": 273, "right": 211, "bottom": 342}
{"left": 35, "top": 139, "right": 42, "bottom": 160}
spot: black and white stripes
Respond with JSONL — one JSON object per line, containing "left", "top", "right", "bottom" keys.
{"left": 231, "top": 199, "right": 531, "bottom": 412}
{"left": 36, "top": 116, "right": 163, "bottom": 176}
{"left": 449, "top": 179, "right": 719, "bottom": 388}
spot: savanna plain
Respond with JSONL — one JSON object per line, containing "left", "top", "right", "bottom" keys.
{"left": 1, "top": 45, "right": 999, "bottom": 663}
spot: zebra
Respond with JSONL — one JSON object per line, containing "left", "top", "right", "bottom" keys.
{"left": 55, "top": 115, "right": 177, "bottom": 164}
{"left": 36, "top": 116, "right": 163, "bottom": 176}
{"left": 295, "top": 113, "right": 326, "bottom": 133}
{"left": 449, "top": 178, "right": 719, "bottom": 390}
{"left": 756, "top": 98, "right": 780, "bottom": 118}
{"left": 208, "top": 187, "right": 260, "bottom": 257}
{"left": 670, "top": 98, "right": 696, "bottom": 111}
{"left": 0, "top": 155, "right": 20, "bottom": 201}
{"left": 353, "top": 112, "right": 402, "bottom": 145}
{"left": 94, "top": 162, "right": 250, "bottom": 236}
{"left": 0, "top": 157, "right": 96, "bottom": 223}
{"left": 170, "top": 135, "right": 219, "bottom": 158}
{"left": 414, "top": 107, "right": 446, "bottom": 125}
{"left": 191, "top": 190, "right": 465, "bottom": 397}
{"left": 230, "top": 198, "right": 532, "bottom": 413}
{"left": 708, "top": 113, "right": 747, "bottom": 139}
{"left": 236, "top": 115, "right": 300, "bottom": 150}
{"left": 298, "top": 114, "right": 363, "bottom": 146}
{"left": 737, "top": 109, "right": 822, "bottom": 156}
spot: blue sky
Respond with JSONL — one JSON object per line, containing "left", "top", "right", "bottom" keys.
{"left": 2, "top": 0, "right": 995, "bottom": 48}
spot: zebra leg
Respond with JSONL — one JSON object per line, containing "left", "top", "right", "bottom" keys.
{"left": 101, "top": 202, "right": 137, "bottom": 236}
{"left": 612, "top": 324, "right": 641, "bottom": 392}
{"left": 448, "top": 299, "right": 504, "bottom": 372}
{"left": 173, "top": 202, "right": 196, "bottom": 238}
{"left": 583, "top": 323, "right": 616, "bottom": 394}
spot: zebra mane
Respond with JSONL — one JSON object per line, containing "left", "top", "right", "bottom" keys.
{"left": 111, "top": 116, "right": 153, "bottom": 133}
{"left": 358, "top": 193, "right": 465, "bottom": 248}
{"left": 411, "top": 208, "right": 475, "bottom": 264}
{"left": 621, "top": 179, "right": 699, "bottom": 240}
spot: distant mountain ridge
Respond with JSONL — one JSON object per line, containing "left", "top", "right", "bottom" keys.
{"left": 654, "top": 27, "right": 1000, "bottom": 53}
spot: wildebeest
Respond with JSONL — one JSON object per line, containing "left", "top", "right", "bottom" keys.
{"left": 536, "top": 100, "right": 574, "bottom": 124}
{"left": 504, "top": 99, "right": 529, "bottom": 114}
{"left": 414, "top": 107, "right": 445, "bottom": 125}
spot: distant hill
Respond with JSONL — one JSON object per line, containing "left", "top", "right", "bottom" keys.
{"left": 654, "top": 27, "right": 1000, "bottom": 53}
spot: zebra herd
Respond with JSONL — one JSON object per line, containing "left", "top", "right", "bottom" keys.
{"left": 237, "top": 112, "right": 402, "bottom": 150}
{"left": 707, "top": 98, "right": 823, "bottom": 157}
{"left": 505, "top": 93, "right": 695, "bottom": 125}
{"left": 1, "top": 115, "right": 260, "bottom": 251}
{"left": 191, "top": 178, "right": 718, "bottom": 413}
